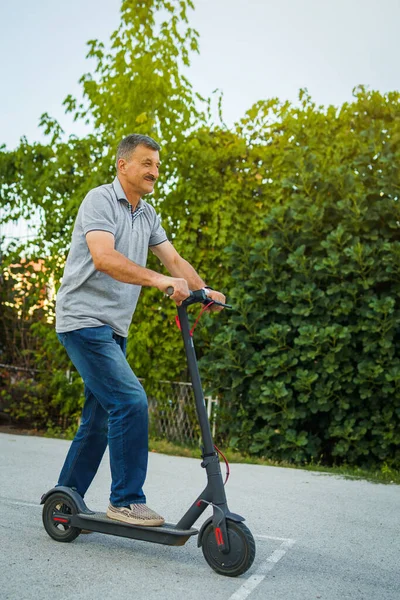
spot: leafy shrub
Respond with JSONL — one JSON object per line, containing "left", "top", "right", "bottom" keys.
{"left": 201, "top": 89, "right": 400, "bottom": 468}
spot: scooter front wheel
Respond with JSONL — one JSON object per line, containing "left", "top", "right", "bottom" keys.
{"left": 42, "top": 492, "right": 81, "bottom": 543}
{"left": 201, "top": 520, "right": 256, "bottom": 577}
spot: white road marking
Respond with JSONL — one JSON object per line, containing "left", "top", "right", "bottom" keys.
{"left": 3, "top": 497, "right": 295, "bottom": 600}
{"left": 228, "top": 536, "right": 296, "bottom": 600}
{"left": 255, "top": 534, "right": 294, "bottom": 542}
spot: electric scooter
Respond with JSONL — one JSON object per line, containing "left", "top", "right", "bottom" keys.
{"left": 41, "top": 289, "right": 256, "bottom": 577}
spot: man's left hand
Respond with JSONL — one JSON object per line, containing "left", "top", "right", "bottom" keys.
{"left": 204, "top": 289, "right": 226, "bottom": 312}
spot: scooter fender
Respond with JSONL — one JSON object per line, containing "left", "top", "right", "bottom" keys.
{"left": 197, "top": 512, "right": 245, "bottom": 548}
{"left": 40, "top": 486, "right": 94, "bottom": 514}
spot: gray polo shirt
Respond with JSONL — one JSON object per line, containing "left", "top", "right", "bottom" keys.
{"left": 55, "top": 177, "right": 168, "bottom": 337}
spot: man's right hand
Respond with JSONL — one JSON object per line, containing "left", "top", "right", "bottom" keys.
{"left": 158, "top": 277, "right": 190, "bottom": 305}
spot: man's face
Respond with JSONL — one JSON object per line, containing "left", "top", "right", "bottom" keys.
{"left": 118, "top": 145, "right": 160, "bottom": 196}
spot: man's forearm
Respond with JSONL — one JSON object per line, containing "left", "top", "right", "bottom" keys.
{"left": 96, "top": 248, "right": 165, "bottom": 288}
{"left": 167, "top": 255, "right": 225, "bottom": 312}
{"left": 167, "top": 256, "right": 206, "bottom": 291}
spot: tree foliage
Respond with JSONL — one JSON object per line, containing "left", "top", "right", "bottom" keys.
{"left": 201, "top": 88, "right": 400, "bottom": 468}
{"left": 1, "top": 1, "right": 400, "bottom": 469}
{"left": 0, "top": 0, "right": 208, "bottom": 425}
{"left": 0, "top": 0, "right": 208, "bottom": 384}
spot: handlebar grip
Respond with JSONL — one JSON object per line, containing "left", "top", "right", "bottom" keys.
{"left": 166, "top": 286, "right": 174, "bottom": 296}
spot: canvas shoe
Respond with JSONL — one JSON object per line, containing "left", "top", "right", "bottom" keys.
{"left": 106, "top": 503, "right": 165, "bottom": 527}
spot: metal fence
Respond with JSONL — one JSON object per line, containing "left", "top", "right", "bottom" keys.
{"left": 147, "top": 380, "right": 218, "bottom": 445}
{"left": 0, "top": 364, "right": 218, "bottom": 445}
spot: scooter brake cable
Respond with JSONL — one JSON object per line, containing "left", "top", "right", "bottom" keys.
{"left": 175, "top": 300, "right": 215, "bottom": 337}
{"left": 214, "top": 444, "right": 230, "bottom": 485}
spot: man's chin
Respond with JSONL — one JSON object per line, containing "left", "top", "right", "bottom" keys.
{"left": 142, "top": 185, "right": 155, "bottom": 196}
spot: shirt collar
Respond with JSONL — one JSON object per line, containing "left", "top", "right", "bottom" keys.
{"left": 112, "top": 176, "right": 143, "bottom": 210}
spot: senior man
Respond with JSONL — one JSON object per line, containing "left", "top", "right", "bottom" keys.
{"left": 55, "top": 133, "right": 225, "bottom": 526}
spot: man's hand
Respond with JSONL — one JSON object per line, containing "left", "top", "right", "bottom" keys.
{"left": 157, "top": 277, "right": 190, "bottom": 305}
{"left": 205, "top": 289, "right": 226, "bottom": 312}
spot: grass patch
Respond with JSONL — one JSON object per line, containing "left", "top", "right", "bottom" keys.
{"left": 149, "top": 438, "right": 400, "bottom": 485}
{"left": 1, "top": 425, "right": 398, "bottom": 485}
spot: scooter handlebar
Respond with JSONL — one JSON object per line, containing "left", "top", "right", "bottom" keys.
{"left": 166, "top": 287, "right": 232, "bottom": 309}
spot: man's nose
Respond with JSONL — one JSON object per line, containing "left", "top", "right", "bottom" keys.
{"left": 149, "top": 167, "right": 158, "bottom": 179}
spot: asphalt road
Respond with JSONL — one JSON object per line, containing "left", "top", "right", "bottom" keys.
{"left": 0, "top": 432, "right": 399, "bottom": 600}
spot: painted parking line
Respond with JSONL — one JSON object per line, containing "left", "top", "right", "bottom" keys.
{"left": 2, "top": 497, "right": 296, "bottom": 600}
{"left": 228, "top": 535, "right": 296, "bottom": 600}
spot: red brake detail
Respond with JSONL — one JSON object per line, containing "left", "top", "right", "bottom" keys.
{"left": 196, "top": 501, "right": 202, "bottom": 507}
{"left": 214, "top": 444, "right": 230, "bottom": 485}
{"left": 215, "top": 527, "right": 224, "bottom": 546}
{"left": 189, "top": 301, "right": 214, "bottom": 336}
{"left": 53, "top": 517, "right": 69, "bottom": 523}
{"left": 174, "top": 301, "right": 215, "bottom": 337}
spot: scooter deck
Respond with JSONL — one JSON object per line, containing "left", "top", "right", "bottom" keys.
{"left": 70, "top": 511, "right": 198, "bottom": 546}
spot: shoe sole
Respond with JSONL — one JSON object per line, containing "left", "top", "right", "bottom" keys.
{"left": 106, "top": 508, "right": 164, "bottom": 527}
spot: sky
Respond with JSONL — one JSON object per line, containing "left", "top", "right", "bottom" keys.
{"left": 1, "top": 0, "right": 399, "bottom": 151}
{"left": 1, "top": 0, "right": 399, "bottom": 242}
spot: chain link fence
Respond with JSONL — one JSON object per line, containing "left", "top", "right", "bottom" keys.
{"left": 147, "top": 380, "right": 218, "bottom": 445}
{"left": 0, "top": 365, "right": 218, "bottom": 445}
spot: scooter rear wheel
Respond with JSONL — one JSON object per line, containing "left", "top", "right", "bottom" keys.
{"left": 201, "top": 520, "right": 256, "bottom": 577}
{"left": 42, "top": 492, "right": 81, "bottom": 543}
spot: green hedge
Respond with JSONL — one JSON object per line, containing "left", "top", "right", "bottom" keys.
{"left": 201, "top": 90, "right": 400, "bottom": 468}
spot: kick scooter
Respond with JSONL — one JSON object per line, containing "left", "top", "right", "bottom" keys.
{"left": 41, "top": 289, "right": 255, "bottom": 577}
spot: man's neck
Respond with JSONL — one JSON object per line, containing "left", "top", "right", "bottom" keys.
{"left": 118, "top": 177, "right": 141, "bottom": 210}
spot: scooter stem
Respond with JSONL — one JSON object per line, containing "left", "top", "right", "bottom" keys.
{"left": 177, "top": 304, "right": 215, "bottom": 455}
{"left": 175, "top": 302, "right": 231, "bottom": 533}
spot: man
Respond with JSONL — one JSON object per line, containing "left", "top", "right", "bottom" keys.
{"left": 55, "top": 133, "right": 225, "bottom": 527}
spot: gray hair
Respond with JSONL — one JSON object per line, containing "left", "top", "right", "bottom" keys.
{"left": 115, "top": 134, "right": 161, "bottom": 170}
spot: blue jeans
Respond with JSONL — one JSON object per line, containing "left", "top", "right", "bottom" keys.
{"left": 57, "top": 325, "right": 148, "bottom": 506}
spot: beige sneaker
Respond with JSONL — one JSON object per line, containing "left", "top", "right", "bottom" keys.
{"left": 106, "top": 503, "right": 165, "bottom": 527}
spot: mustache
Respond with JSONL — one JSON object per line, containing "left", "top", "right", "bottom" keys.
{"left": 145, "top": 175, "right": 156, "bottom": 182}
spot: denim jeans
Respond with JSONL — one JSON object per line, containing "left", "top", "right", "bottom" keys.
{"left": 57, "top": 325, "right": 148, "bottom": 506}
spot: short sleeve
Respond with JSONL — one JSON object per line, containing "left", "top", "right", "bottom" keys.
{"left": 149, "top": 210, "right": 168, "bottom": 247}
{"left": 81, "top": 189, "right": 117, "bottom": 236}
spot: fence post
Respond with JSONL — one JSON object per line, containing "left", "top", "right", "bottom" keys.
{"left": 206, "top": 396, "right": 218, "bottom": 438}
